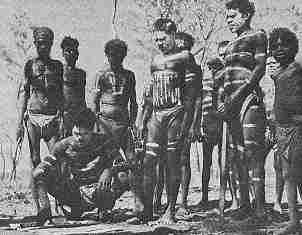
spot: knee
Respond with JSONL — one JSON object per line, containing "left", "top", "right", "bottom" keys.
{"left": 32, "top": 166, "right": 46, "bottom": 184}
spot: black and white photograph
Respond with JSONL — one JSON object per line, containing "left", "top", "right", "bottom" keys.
{"left": 0, "top": 0, "right": 302, "bottom": 234}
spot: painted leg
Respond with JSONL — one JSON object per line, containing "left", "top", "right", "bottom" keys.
{"left": 229, "top": 160, "right": 240, "bottom": 211}
{"left": 276, "top": 179, "right": 300, "bottom": 235}
{"left": 177, "top": 143, "right": 191, "bottom": 216}
{"left": 252, "top": 158, "right": 266, "bottom": 218}
{"left": 154, "top": 158, "right": 165, "bottom": 213}
{"left": 158, "top": 141, "right": 181, "bottom": 224}
{"left": 143, "top": 144, "right": 160, "bottom": 222}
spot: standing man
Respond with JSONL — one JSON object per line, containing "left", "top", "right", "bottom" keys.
{"left": 138, "top": 18, "right": 202, "bottom": 223}
{"left": 153, "top": 32, "right": 203, "bottom": 216}
{"left": 61, "top": 36, "right": 86, "bottom": 137}
{"left": 16, "top": 27, "right": 64, "bottom": 212}
{"left": 93, "top": 39, "right": 138, "bottom": 156}
{"left": 269, "top": 27, "right": 302, "bottom": 234}
{"left": 92, "top": 39, "right": 141, "bottom": 219}
{"left": 217, "top": 0, "right": 268, "bottom": 219}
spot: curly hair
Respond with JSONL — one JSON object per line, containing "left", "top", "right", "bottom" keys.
{"left": 226, "top": 0, "right": 255, "bottom": 20}
{"left": 73, "top": 108, "right": 96, "bottom": 130}
{"left": 175, "top": 32, "right": 195, "bottom": 51}
{"left": 218, "top": 40, "right": 230, "bottom": 50}
{"left": 61, "top": 36, "right": 79, "bottom": 50}
{"left": 104, "top": 39, "right": 127, "bottom": 58}
{"left": 268, "top": 27, "right": 299, "bottom": 56}
{"left": 268, "top": 27, "right": 299, "bottom": 57}
{"left": 152, "top": 18, "right": 177, "bottom": 34}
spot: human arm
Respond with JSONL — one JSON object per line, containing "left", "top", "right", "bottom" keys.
{"left": 184, "top": 55, "right": 203, "bottom": 142}
{"left": 129, "top": 72, "right": 138, "bottom": 128}
{"left": 16, "top": 61, "right": 31, "bottom": 141}
{"left": 226, "top": 31, "right": 267, "bottom": 112}
{"left": 137, "top": 83, "right": 153, "bottom": 139}
{"left": 57, "top": 61, "right": 65, "bottom": 116}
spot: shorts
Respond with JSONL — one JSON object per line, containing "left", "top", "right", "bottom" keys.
{"left": 276, "top": 125, "right": 302, "bottom": 182}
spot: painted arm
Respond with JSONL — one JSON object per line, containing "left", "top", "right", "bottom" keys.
{"left": 229, "top": 31, "right": 267, "bottom": 107}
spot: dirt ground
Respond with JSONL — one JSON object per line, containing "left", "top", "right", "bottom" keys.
{"left": 0, "top": 147, "right": 300, "bottom": 234}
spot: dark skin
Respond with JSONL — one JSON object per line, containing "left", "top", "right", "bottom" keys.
{"left": 270, "top": 37, "right": 301, "bottom": 235}
{"left": 92, "top": 52, "right": 138, "bottom": 128}
{"left": 217, "top": 7, "right": 267, "bottom": 218}
{"left": 218, "top": 9, "right": 266, "bottom": 117}
{"left": 17, "top": 36, "right": 64, "bottom": 213}
{"left": 138, "top": 31, "right": 202, "bottom": 224}
{"left": 62, "top": 45, "right": 86, "bottom": 137}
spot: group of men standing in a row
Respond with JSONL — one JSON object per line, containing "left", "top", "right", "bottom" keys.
{"left": 15, "top": 0, "right": 302, "bottom": 234}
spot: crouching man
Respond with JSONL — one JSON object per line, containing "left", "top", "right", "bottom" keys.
{"left": 32, "top": 108, "right": 130, "bottom": 225}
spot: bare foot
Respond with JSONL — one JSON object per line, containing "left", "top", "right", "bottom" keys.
{"left": 175, "top": 206, "right": 190, "bottom": 220}
{"left": 273, "top": 203, "right": 282, "bottom": 214}
{"left": 149, "top": 210, "right": 176, "bottom": 226}
{"left": 275, "top": 223, "right": 301, "bottom": 235}
{"left": 228, "top": 199, "right": 239, "bottom": 211}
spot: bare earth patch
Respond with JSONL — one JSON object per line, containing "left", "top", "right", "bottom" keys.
{"left": 0, "top": 151, "right": 300, "bottom": 234}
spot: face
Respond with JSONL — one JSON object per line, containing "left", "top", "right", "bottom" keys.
{"left": 106, "top": 51, "right": 124, "bottom": 68}
{"left": 63, "top": 47, "right": 78, "bottom": 65}
{"left": 226, "top": 8, "right": 248, "bottom": 34}
{"left": 153, "top": 30, "right": 175, "bottom": 54}
{"left": 34, "top": 39, "right": 52, "bottom": 57}
{"left": 218, "top": 45, "right": 228, "bottom": 60}
{"left": 266, "top": 56, "right": 280, "bottom": 76}
{"left": 72, "top": 126, "right": 93, "bottom": 147}
{"left": 270, "top": 37, "right": 293, "bottom": 65}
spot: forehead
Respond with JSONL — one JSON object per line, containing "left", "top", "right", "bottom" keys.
{"left": 73, "top": 126, "right": 90, "bottom": 133}
{"left": 35, "top": 38, "right": 51, "bottom": 44}
{"left": 226, "top": 8, "right": 242, "bottom": 17}
{"left": 63, "top": 46, "right": 76, "bottom": 51}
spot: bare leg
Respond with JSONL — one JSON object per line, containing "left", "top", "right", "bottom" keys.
{"left": 143, "top": 119, "right": 162, "bottom": 222}
{"left": 26, "top": 121, "right": 41, "bottom": 213}
{"left": 201, "top": 142, "right": 213, "bottom": 204}
{"left": 229, "top": 161, "right": 240, "bottom": 210}
{"left": 276, "top": 179, "right": 300, "bottom": 235}
{"left": 158, "top": 141, "right": 181, "bottom": 224}
{"left": 154, "top": 158, "right": 165, "bottom": 213}
{"left": 178, "top": 142, "right": 191, "bottom": 214}
{"left": 274, "top": 153, "right": 284, "bottom": 213}
{"left": 252, "top": 157, "right": 266, "bottom": 218}
{"left": 156, "top": 117, "right": 182, "bottom": 224}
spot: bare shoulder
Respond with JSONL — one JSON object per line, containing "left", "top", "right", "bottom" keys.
{"left": 51, "top": 59, "right": 64, "bottom": 68}
{"left": 252, "top": 28, "right": 267, "bottom": 41}
{"left": 75, "top": 67, "right": 87, "bottom": 77}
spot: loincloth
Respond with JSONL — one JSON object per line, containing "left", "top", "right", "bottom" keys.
{"left": 96, "top": 114, "right": 129, "bottom": 149}
{"left": 276, "top": 125, "right": 302, "bottom": 181}
{"left": 26, "top": 111, "right": 59, "bottom": 141}
{"left": 146, "top": 105, "right": 184, "bottom": 149}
